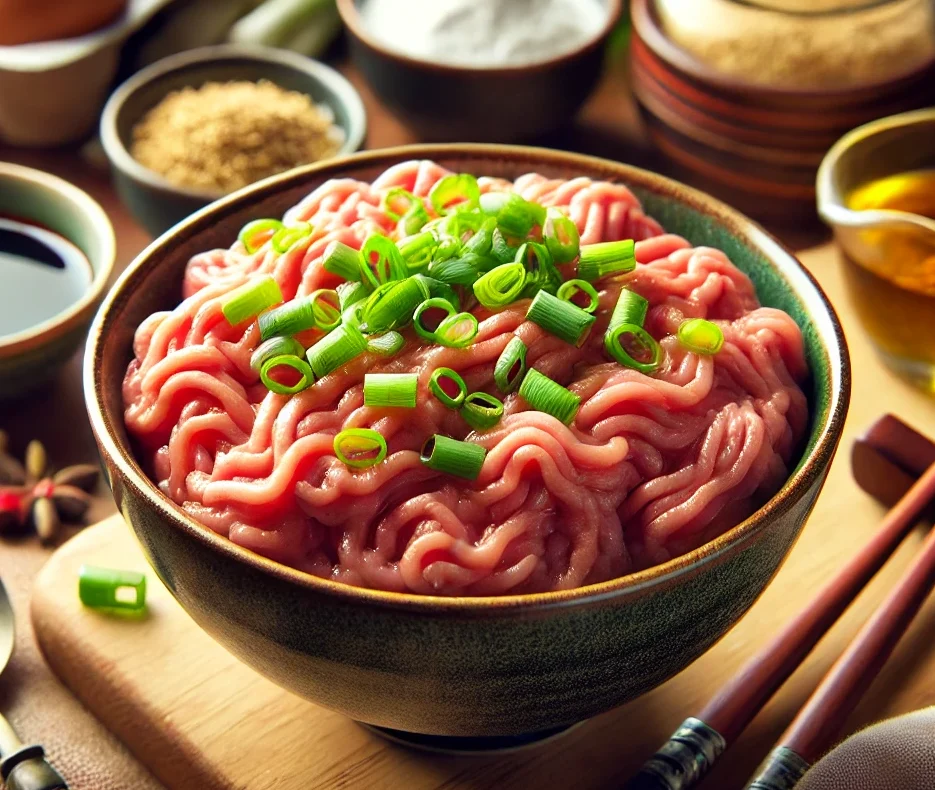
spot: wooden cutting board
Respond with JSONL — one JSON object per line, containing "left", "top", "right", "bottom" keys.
{"left": 27, "top": 246, "right": 935, "bottom": 789}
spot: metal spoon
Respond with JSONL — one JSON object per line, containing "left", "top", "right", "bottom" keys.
{"left": 0, "top": 577, "right": 68, "bottom": 790}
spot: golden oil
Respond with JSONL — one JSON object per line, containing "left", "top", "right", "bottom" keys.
{"left": 842, "top": 169, "right": 935, "bottom": 377}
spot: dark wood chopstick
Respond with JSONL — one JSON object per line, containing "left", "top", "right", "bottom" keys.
{"left": 626, "top": 417, "right": 935, "bottom": 790}
{"left": 746, "top": 463, "right": 935, "bottom": 788}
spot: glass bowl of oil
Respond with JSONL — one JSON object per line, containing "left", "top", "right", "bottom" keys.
{"left": 817, "top": 108, "right": 935, "bottom": 392}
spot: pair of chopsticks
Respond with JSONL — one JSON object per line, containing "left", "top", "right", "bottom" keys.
{"left": 626, "top": 414, "right": 935, "bottom": 790}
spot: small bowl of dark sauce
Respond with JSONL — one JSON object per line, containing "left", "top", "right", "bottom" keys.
{"left": 0, "top": 163, "right": 115, "bottom": 400}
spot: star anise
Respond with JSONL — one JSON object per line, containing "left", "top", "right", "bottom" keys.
{"left": 0, "top": 431, "right": 100, "bottom": 544}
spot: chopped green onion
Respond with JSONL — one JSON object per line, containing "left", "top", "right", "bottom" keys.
{"left": 577, "top": 239, "right": 636, "bottom": 282}
{"left": 494, "top": 336, "right": 528, "bottom": 393}
{"left": 678, "top": 318, "right": 724, "bottom": 355}
{"left": 271, "top": 222, "right": 312, "bottom": 254}
{"left": 260, "top": 354, "right": 314, "bottom": 395}
{"left": 473, "top": 262, "right": 526, "bottom": 308}
{"left": 360, "top": 234, "right": 408, "bottom": 288}
{"left": 333, "top": 428, "right": 387, "bottom": 469}
{"left": 461, "top": 392, "right": 504, "bottom": 430}
{"left": 258, "top": 296, "right": 312, "bottom": 340}
{"left": 453, "top": 210, "right": 486, "bottom": 234}
{"left": 435, "top": 312, "right": 479, "bottom": 348}
{"left": 337, "top": 280, "right": 370, "bottom": 311}
{"left": 491, "top": 229, "right": 519, "bottom": 263}
{"left": 516, "top": 241, "right": 561, "bottom": 296}
{"left": 309, "top": 289, "right": 342, "bottom": 331}
{"left": 413, "top": 297, "right": 456, "bottom": 342}
{"left": 543, "top": 208, "right": 580, "bottom": 264}
{"left": 401, "top": 203, "right": 430, "bottom": 236}
{"left": 383, "top": 188, "right": 421, "bottom": 222}
{"left": 398, "top": 231, "right": 437, "bottom": 271}
{"left": 526, "top": 290, "right": 596, "bottom": 347}
{"left": 342, "top": 301, "right": 365, "bottom": 328}
{"left": 604, "top": 324, "right": 662, "bottom": 374}
{"left": 430, "top": 173, "right": 481, "bottom": 215}
{"left": 491, "top": 193, "right": 546, "bottom": 238}
{"left": 426, "top": 211, "right": 482, "bottom": 241}
{"left": 364, "top": 373, "right": 418, "bottom": 408}
{"left": 516, "top": 241, "right": 553, "bottom": 275}
{"left": 518, "top": 368, "right": 581, "bottom": 425}
{"left": 222, "top": 275, "right": 283, "bottom": 326}
{"left": 609, "top": 288, "right": 649, "bottom": 329}
{"left": 306, "top": 323, "right": 367, "bottom": 378}
{"left": 250, "top": 336, "right": 305, "bottom": 373}
{"left": 465, "top": 252, "right": 501, "bottom": 275}
{"left": 427, "top": 256, "right": 478, "bottom": 286}
{"left": 258, "top": 290, "right": 340, "bottom": 339}
{"left": 79, "top": 565, "right": 147, "bottom": 612}
{"left": 238, "top": 219, "right": 283, "bottom": 254}
{"left": 432, "top": 234, "right": 462, "bottom": 262}
{"left": 420, "top": 435, "right": 487, "bottom": 480}
{"left": 362, "top": 277, "right": 429, "bottom": 333}
{"left": 413, "top": 274, "right": 461, "bottom": 311}
{"left": 322, "top": 240, "right": 362, "bottom": 282}
{"left": 464, "top": 216, "right": 497, "bottom": 257}
{"left": 557, "top": 279, "right": 600, "bottom": 314}
{"left": 429, "top": 367, "right": 467, "bottom": 409}
{"left": 479, "top": 191, "right": 511, "bottom": 215}
{"left": 367, "top": 331, "right": 405, "bottom": 356}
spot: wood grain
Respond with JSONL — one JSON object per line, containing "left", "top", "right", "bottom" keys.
{"left": 781, "top": 465, "right": 935, "bottom": 762}
{"left": 27, "top": 241, "right": 935, "bottom": 790}
{"left": 701, "top": 454, "right": 935, "bottom": 746}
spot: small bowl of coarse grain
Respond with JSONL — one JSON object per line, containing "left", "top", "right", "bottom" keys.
{"left": 100, "top": 44, "right": 366, "bottom": 236}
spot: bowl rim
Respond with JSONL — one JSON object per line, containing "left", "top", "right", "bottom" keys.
{"left": 336, "top": 0, "right": 622, "bottom": 75}
{"left": 85, "top": 143, "right": 850, "bottom": 613}
{"left": 0, "top": 162, "right": 115, "bottom": 358}
{"left": 816, "top": 107, "right": 935, "bottom": 234}
{"left": 99, "top": 43, "right": 368, "bottom": 204}
{"left": 631, "top": 0, "right": 935, "bottom": 100}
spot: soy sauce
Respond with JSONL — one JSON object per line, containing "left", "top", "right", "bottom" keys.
{"left": 0, "top": 217, "right": 92, "bottom": 337}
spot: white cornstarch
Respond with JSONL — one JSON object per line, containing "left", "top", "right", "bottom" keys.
{"left": 358, "top": 0, "right": 608, "bottom": 68}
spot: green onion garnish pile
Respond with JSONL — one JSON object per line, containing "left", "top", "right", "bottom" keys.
{"left": 221, "top": 174, "right": 727, "bottom": 481}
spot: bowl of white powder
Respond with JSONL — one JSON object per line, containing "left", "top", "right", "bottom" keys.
{"left": 336, "top": 0, "right": 620, "bottom": 141}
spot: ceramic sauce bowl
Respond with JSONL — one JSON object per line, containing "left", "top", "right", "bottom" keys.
{"left": 0, "top": 163, "right": 114, "bottom": 400}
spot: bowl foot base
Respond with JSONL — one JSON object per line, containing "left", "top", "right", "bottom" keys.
{"left": 359, "top": 722, "right": 580, "bottom": 755}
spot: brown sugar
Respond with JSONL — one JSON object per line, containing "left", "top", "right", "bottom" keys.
{"left": 130, "top": 80, "right": 345, "bottom": 194}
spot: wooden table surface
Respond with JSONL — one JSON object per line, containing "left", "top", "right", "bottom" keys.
{"left": 1, "top": 55, "right": 934, "bottom": 790}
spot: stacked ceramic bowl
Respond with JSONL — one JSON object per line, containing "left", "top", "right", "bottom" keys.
{"left": 630, "top": 0, "right": 935, "bottom": 224}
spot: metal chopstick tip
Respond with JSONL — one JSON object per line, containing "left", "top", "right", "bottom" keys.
{"left": 746, "top": 746, "right": 811, "bottom": 790}
{"left": 624, "top": 718, "right": 726, "bottom": 790}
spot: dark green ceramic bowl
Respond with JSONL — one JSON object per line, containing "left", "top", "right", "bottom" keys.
{"left": 85, "top": 145, "right": 849, "bottom": 738}
{"left": 99, "top": 44, "right": 366, "bottom": 237}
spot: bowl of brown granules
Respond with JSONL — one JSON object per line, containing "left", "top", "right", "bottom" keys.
{"left": 100, "top": 44, "right": 366, "bottom": 235}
